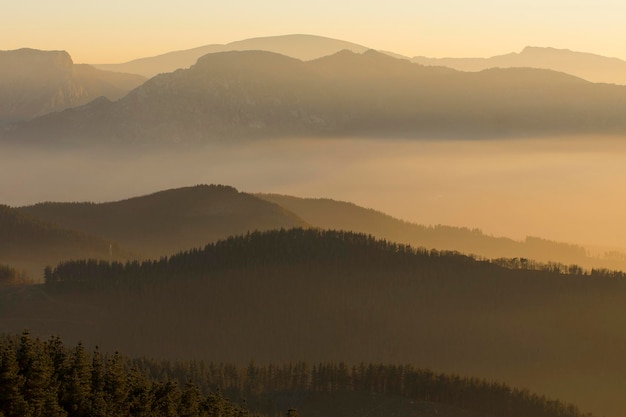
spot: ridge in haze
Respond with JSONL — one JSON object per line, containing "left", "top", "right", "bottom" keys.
{"left": 0, "top": 48, "right": 146, "bottom": 122}
{"left": 413, "top": 45, "right": 626, "bottom": 85}
{"left": 7, "top": 49, "right": 626, "bottom": 144}
{"left": 93, "top": 34, "right": 369, "bottom": 77}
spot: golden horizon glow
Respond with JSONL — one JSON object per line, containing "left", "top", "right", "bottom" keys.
{"left": 3, "top": 1, "right": 626, "bottom": 64}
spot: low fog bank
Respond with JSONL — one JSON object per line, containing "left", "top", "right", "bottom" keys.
{"left": 3, "top": 135, "right": 626, "bottom": 251}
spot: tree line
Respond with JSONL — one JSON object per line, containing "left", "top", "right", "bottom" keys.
{"left": 0, "top": 331, "right": 258, "bottom": 417}
{"left": 0, "top": 332, "right": 591, "bottom": 417}
{"left": 43, "top": 228, "right": 626, "bottom": 292}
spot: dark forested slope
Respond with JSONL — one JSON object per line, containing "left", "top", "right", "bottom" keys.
{"left": 0, "top": 229, "right": 624, "bottom": 416}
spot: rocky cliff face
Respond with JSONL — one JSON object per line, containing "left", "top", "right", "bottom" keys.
{"left": 0, "top": 49, "right": 145, "bottom": 122}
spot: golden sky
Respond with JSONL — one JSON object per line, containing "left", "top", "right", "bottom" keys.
{"left": 4, "top": 0, "right": 626, "bottom": 63}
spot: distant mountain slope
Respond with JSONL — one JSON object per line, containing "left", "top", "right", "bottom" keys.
{"left": 0, "top": 229, "right": 620, "bottom": 416}
{"left": 0, "top": 48, "right": 146, "bottom": 122}
{"left": 18, "top": 185, "right": 308, "bottom": 258}
{"left": 0, "top": 204, "right": 131, "bottom": 280}
{"left": 93, "top": 34, "right": 369, "bottom": 77}
{"left": 413, "top": 46, "right": 626, "bottom": 85}
{"left": 72, "top": 63, "right": 146, "bottom": 92}
{"left": 6, "top": 49, "right": 626, "bottom": 145}
{"left": 258, "top": 193, "right": 626, "bottom": 271}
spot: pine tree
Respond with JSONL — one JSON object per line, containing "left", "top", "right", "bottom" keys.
{"left": 0, "top": 340, "right": 30, "bottom": 417}
{"left": 151, "top": 379, "right": 181, "bottom": 417}
{"left": 178, "top": 379, "right": 202, "bottom": 417}
{"left": 62, "top": 343, "right": 91, "bottom": 417}
{"left": 45, "top": 336, "right": 69, "bottom": 414}
{"left": 89, "top": 348, "right": 107, "bottom": 417}
{"left": 16, "top": 331, "right": 66, "bottom": 417}
{"left": 103, "top": 351, "right": 129, "bottom": 417}
{"left": 126, "top": 367, "right": 153, "bottom": 417}
{"left": 203, "top": 389, "right": 228, "bottom": 417}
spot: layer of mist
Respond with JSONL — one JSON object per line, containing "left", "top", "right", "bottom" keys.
{"left": 2, "top": 135, "right": 626, "bottom": 251}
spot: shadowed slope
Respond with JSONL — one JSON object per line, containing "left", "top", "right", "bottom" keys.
{"left": 19, "top": 185, "right": 308, "bottom": 258}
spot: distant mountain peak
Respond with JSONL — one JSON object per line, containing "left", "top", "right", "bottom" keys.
{"left": 0, "top": 48, "right": 146, "bottom": 122}
{"left": 412, "top": 45, "right": 626, "bottom": 84}
{"left": 521, "top": 45, "right": 566, "bottom": 53}
{"left": 0, "top": 48, "right": 73, "bottom": 77}
{"left": 93, "top": 34, "right": 370, "bottom": 77}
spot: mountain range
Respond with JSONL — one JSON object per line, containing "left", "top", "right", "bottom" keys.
{"left": 93, "top": 34, "right": 626, "bottom": 86}
{"left": 413, "top": 46, "right": 626, "bottom": 85}
{"left": 93, "top": 34, "right": 369, "bottom": 78}
{"left": 0, "top": 48, "right": 146, "bottom": 122}
{"left": 5, "top": 49, "right": 626, "bottom": 145}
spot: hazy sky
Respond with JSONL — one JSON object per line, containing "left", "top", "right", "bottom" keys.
{"left": 4, "top": 1, "right": 626, "bottom": 63}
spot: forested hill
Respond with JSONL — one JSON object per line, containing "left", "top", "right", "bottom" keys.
{"left": 18, "top": 185, "right": 308, "bottom": 258}
{"left": 0, "top": 204, "right": 132, "bottom": 280}
{"left": 257, "top": 194, "right": 615, "bottom": 270}
{"left": 0, "top": 332, "right": 592, "bottom": 417}
{"left": 2, "top": 229, "right": 625, "bottom": 415}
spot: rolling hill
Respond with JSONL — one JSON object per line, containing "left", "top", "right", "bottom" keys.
{"left": 0, "top": 229, "right": 619, "bottom": 416}
{"left": 257, "top": 193, "right": 626, "bottom": 271}
{"left": 18, "top": 185, "right": 308, "bottom": 258}
{"left": 5, "top": 49, "right": 626, "bottom": 145}
{"left": 14, "top": 183, "right": 625, "bottom": 274}
{"left": 0, "top": 48, "right": 146, "bottom": 122}
{"left": 93, "top": 34, "right": 369, "bottom": 77}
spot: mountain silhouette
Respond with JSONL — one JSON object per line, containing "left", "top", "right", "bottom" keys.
{"left": 5, "top": 49, "right": 626, "bottom": 144}
{"left": 93, "top": 34, "right": 369, "bottom": 77}
{"left": 413, "top": 46, "right": 626, "bottom": 85}
{"left": 0, "top": 48, "right": 146, "bottom": 122}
